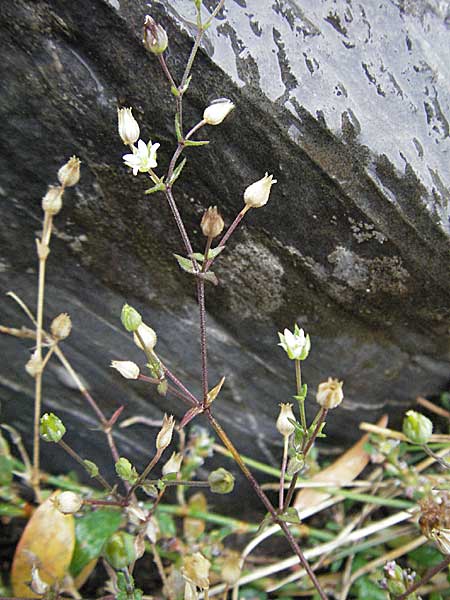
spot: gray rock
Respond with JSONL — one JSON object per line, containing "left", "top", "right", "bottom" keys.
{"left": 0, "top": 0, "right": 449, "bottom": 498}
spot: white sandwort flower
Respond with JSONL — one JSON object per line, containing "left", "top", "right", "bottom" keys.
{"left": 278, "top": 325, "right": 310, "bottom": 361}
{"left": 58, "top": 156, "right": 81, "bottom": 188}
{"left": 243, "top": 172, "right": 277, "bottom": 208}
{"left": 316, "top": 378, "right": 344, "bottom": 409}
{"left": 111, "top": 360, "right": 140, "bottom": 380}
{"left": 203, "top": 99, "right": 235, "bottom": 125}
{"left": 123, "top": 139, "right": 160, "bottom": 176}
{"left": 118, "top": 107, "right": 140, "bottom": 145}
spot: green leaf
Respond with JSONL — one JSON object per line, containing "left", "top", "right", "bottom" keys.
{"left": 175, "top": 113, "right": 183, "bottom": 142}
{"left": 201, "top": 271, "right": 218, "bottom": 285}
{"left": 169, "top": 158, "right": 187, "bottom": 185}
{"left": 154, "top": 509, "right": 177, "bottom": 537}
{"left": 181, "top": 75, "right": 192, "bottom": 94}
{"left": 184, "top": 139, "right": 209, "bottom": 147}
{"left": 70, "top": 509, "right": 122, "bottom": 577}
{"left": 174, "top": 253, "right": 196, "bottom": 274}
{"left": 145, "top": 181, "right": 166, "bottom": 195}
{"left": 279, "top": 507, "right": 301, "bottom": 524}
{"left": 352, "top": 575, "right": 388, "bottom": 600}
{"left": 191, "top": 252, "right": 206, "bottom": 262}
{"left": 141, "top": 483, "right": 158, "bottom": 498}
{"left": 171, "top": 85, "right": 180, "bottom": 97}
{"left": 409, "top": 544, "right": 444, "bottom": 569}
{"left": 83, "top": 460, "right": 99, "bottom": 478}
{"left": 0, "top": 432, "right": 13, "bottom": 486}
{"left": 190, "top": 247, "right": 224, "bottom": 263}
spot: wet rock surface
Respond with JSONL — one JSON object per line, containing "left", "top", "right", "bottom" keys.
{"left": 0, "top": 0, "right": 449, "bottom": 501}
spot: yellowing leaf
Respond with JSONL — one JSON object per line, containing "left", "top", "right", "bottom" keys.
{"left": 11, "top": 493, "right": 75, "bottom": 597}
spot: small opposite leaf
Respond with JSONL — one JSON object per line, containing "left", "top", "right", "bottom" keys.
{"left": 184, "top": 139, "right": 209, "bottom": 147}
{"left": 174, "top": 254, "right": 196, "bottom": 274}
{"left": 171, "top": 85, "right": 180, "bottom": 97}
{"left": 11, "top": 493, "right": 75, "bottom": 597}
{"left": 206, "top": 376, "right": 225, "bottom": 406}
{"left": 201, "top": 271, "right": 218, "bottom": 286}
{"left": 145, "top": 181, "right": 166, "bottom": 195}
{"left": 207, "top": 246, "right": 225, "bottom": 260}
{"left": 279, "top": 507, "right": 301, "bottom": 525}
{"left": 175, "top": 113, "right": 183, "bottom": 142}
{"left": 169, "top": 158, "right": 187, "bottom": 185}
{"left": 181, "top": 75, "right": 192, "bottom": 94}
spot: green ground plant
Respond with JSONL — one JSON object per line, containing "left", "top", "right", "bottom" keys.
{"left": 0, "top": 2, "right": 449, "bottom": 599}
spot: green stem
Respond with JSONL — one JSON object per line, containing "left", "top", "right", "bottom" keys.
{"left": 295, "top": 359, "right": 306, "bottom": 432}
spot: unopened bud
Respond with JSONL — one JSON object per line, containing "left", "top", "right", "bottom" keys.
{"left": 30, "top": 565, "right": 49, "bottom": 595}
{"left": 58, "top": 156, "right": 80, "bottom": 188}
{"left": 104, "top": 531, "right": 137, "bottom": 570}
{"left": 162, "top": 451, "right": 183, "bottom": 476}
{"left": 134, "top": 323, "right": 157, "bottom": 352}
{"left": 203, "top": 99, "right": 235, "bottom": 126}
{"left": 42, "top": 185, "right": 63, "bottom": 215}
{"left": 208, "top": 467, "right": 235, "bottom": 494}
{"left": 278, "top": 325, "right": 310, "bottom": 361}
{"left": 316, "top": 378, "right": 344, "bottom": 410}
{"left": 221, "top": 552, "right": 241, "bottom": 586}
{"left": 25, "top": 350, "right": 42, "bottom": 377}
{"left": 156, "top": 414, "right": 175, "bottom": 450}
{"left": 182, "top": 552, "right": 211, "bottom": 590}
{"left": 115, "top": 457, "right": 138, "bottom": 483}
{"left": 111, "top": 360, "right": 140, "bottom": 380}
{"left": 121, "top": 303, "right": 142, "bottom": 332}
{"left": 40, "top": 412, "right": 66, "bottom": 442}
{"left": 276, "top": 403, "right": 296, "bottom": 438}
{"left": 51, "top": 313, "right": 72, "bottom": 340}
{"left": 54, "top": 491, "right": 82, "bottom": 514}
{"left": 402, "top": 410, "right": 433, "bottom": 445}
{"left": 117, "top": 107, "right": 140, "bottom": 145}
{"left": 201, "top": 206, "right": 224, "bottom": 239}
{"left": 243, "top": 172, "right": 276, "bottom": 208}
{"left": 143, "top": 15, "right": 168, "bottom": 55}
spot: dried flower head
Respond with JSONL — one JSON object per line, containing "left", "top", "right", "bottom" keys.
{"left": 316, "top": 378, "right": 344, "bottom": 409}
{"left": 419, "top": 492, "right": 450, "bottom": 554}
{"left": 243, "top": 172, "right": 277, "bottom": 208}
{"left": 182, "top": 552, "right": 211, "bottom": 590}
{"left": 118, "top": 107, "right": 140, "bottom": 146}
{"left": 42, "top": 185, "right": 63, "bottom": 215}
{"left": 201, "top": 206, "right": 224, "bottom": 239}
{"left": 156, "top": 414, "right": 175, "bottom": 450}
{"left": 25, "top": 350, "right": 42, "bottom": 378}
{"left": 51, "top": 313, "right": 72, "bottom": 340}
{"left": 58, "top": 156, "right": 81, "bottom": 188}
{"left": 143, "top": 15, "right": 168, "bottom": 55}
{"left": 162, "top": 451, "right": 183, "bottom": 476}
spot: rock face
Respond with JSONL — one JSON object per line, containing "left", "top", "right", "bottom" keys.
{"left": 0, "top": 0, "right": 449, "bottom": 497}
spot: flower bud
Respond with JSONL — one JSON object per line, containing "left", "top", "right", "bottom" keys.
{"left": 200, "top": 206, "right": 224, "bottom": 239}
{"left": 104, "top": 531, "right": 137, "bottom": 570}
{"left": 221, "top": 552, "right": 241, "bottom": 586}
{"left": 162, "top": 451, "right": 183, "bottom": 476}
{"left": 276, "top": 403, "right": 296, "bottom": 438}
{"left": 83, "top": 459, "right": 99, "bottom": 478}
{"left": 134, "top": 323, "right": 157, "bottom": 353}
{"left": 402, "top": 410, "right": 433, "bottom": 445}
{"left": 111, "top": 360, "right": 140, "bottom": 380}
{"left": 54, "top": 491, "right": 83, "bottom": 514}
{"left": 30, "top": 565, "right": 49, "bottom": 595}
{"left": 182, "top": 553, "right": 211, "bottom": 590}
{"left": 40, "top": 412, "right": 66, "bottom": 442}
{"left": 115, "top": 457, "right": 138, "bottom": 483}
{"left": 51, "top": 313, "right": 72, "bottom": 340}
{"left": 278, "top": 325, "right": 310, "bottom": 361}
{"left": 203, "top": 99, "right": 235, "bottom": 126}
{"left": 316, "top": 378, "right": 344, "bottom": 410}
{"left": 208, "top": 467, "right": 235, "bottom": 494}
{"left": 25, "top": 350, "right": 42, "bottom": 378}
{"left": 143, "top": 15, "right": 168, "bottom": 55}
{"left": 58, "top": 156, "right": 81, "bottom": 188}
{"left": 121, "top": 303, "right": 142, "bottom": 332}
{"left": 243, "top": 172, "right": 277, "bottom": 208}
{"left": 156, "top": 414, "right": 175, "bottom": 450}
{"left": 42, "top": 185, "right": 63, "bottom": 215}
{"left": 117, "top": 107, "right": 140, "bottom": 145}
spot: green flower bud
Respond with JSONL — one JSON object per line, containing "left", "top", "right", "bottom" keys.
{"left": 83, "top": 459, "right": 99, "bottom": 478}
{"left": 104, "top": 531, "right": 136, "bottom": 570}
{"left": 121, "top": 303, "right": 143, "bottom": 332}
{"left": 208, "top": 467, "right": 235, "bottom": 494}
{"left": 402, "top": 410, "right": 433, "bottom": 445}
{"left": 115, "top": 457, "right": 138, "bottom": 483}
{"left": 143, "top": 15, "right": 168, "bottom": 55}
{"left": 40, "top": 413, "right": 66, "bottom": 442}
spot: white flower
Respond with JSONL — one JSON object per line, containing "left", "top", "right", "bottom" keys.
{"left": 118, "top": 107, "right": 140, "bottom": 145}
{"left": 276, "top": 403, "right": 296, "bottom": 437}
{"left": 53, "top": 491, "right": 83, "bottom": 514}
{"left": 133, "top": 323, "right": 157, "bottom": 352}
{"left": 123, "top": 139, "right": 160, "bottom": 176}
{"left": 243, "top": 172, "right": 277, "bottom": 208}
{"left": 203, "top": 99, "right": 235, "bottom": 125}
{"left": 111, "top": 360, "right": 140, "bottom": 380}
{"left": 278, "top": 325, "right": 310, "bottom": 360}
{"left": 316, "top": 378, "right": 344, "bottom": 410}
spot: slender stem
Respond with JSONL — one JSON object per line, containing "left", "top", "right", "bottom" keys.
{"left": 126, "top": 449, "right": 163, "bottom": 500}
{"left": 158, "top": 54, "right": 177, "bottom": 90}
{"left": 279, "top": 436, "right": 289, "bottom": 510}
{"left": 303, "top": 408, "right": 328, "bottom": 456}
{"left": 416, "top": 395, "right": 450, "bottom": 419}
{"left": 198, "top": 279, "right": 209, "bottom": 403}
{"left": 58, "top": 439, "right": 113, "bottom": 493}
{"left": 181, "top": 28, "right": 203, "bottom": 90}
{"left": 186, "top": 119, "right": 207, "bottom": 141}
{"left": 396, "top": 552, "right": 450, "bottom": 599}
{"left": 202, "top": 236, "right": 213, "bottom": 272}
{"left": 163, "top": 365, "right": 200, "bottom": 406}
{"left": 164, "top": 188, "right": 198, "bottom": 270}
{"left": 295, "top": 360, "right": 306, "bottom": 432}
{"left": 206, "top": 409, "right": 327, "bottom": 600}
{"left": 422, "top": 444, "right": 450, "bottom": 470}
